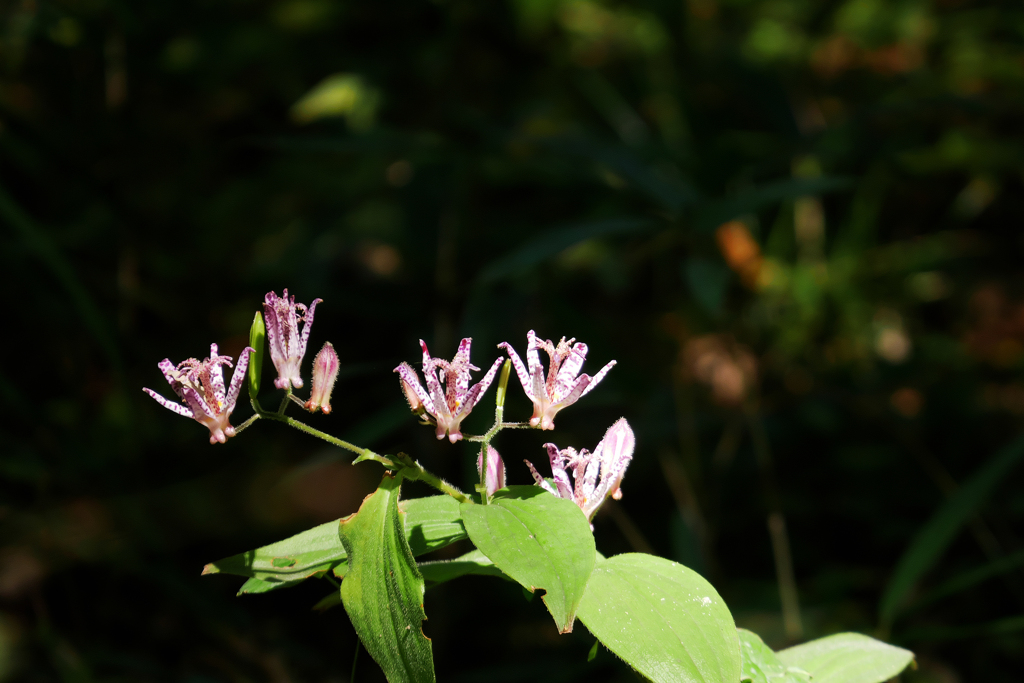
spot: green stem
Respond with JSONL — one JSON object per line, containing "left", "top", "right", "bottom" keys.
{"left": 256, "top": 408, "right": 473, "bottom": 503}
{"left": 277, "top": 387, "right": 291, "bottom": 415}
{"left": 394, "top": 453, "right": 473, "bottom": 504}
{"left": 234, "top": 412, "right": 260, "bottom": 435}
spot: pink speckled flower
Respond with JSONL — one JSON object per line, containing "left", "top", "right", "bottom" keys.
{"left": 498, "top": 331, "right": 616, "bottom": 430}
{"left": 525, "top": 418, "right": 635, "bottom": 520}
{"left": 263, "top": 289, "right": 322, "bottom": 390}
{"left": 395, "top": 338, "right": 503, "bottom": 443}
{"left": 144, "top": 344, "right": 253, "bottom": 444}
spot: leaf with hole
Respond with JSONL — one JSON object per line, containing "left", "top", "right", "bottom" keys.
{"left": 460, "top": 486, "right": 595, "bottom": 633}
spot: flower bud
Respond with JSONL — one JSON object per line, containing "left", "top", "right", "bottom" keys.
{"left": 248, "top": 311, "right": 266, "bottom": 400}
{"left": 477, "top": 445, "right": 505, "bottom": 496}
{"left": 305, "top": 342, "right": 339, "bottom": 414}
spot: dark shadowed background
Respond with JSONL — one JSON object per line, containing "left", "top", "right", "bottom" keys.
{"left": 3, "top": 0, "right": 1024, "bottom": 680}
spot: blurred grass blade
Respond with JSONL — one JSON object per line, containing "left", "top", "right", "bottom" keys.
{"left": 900, "top": 614, "right": 1024, "bottom": 642}
{"left": 478, "top": 217, "right": 651, "bottom": 284}
{"left": 695, "top": 177, "right": 853, "bottom": 233}
{"left": 908, "top": 548, "right": 1024, "bottom": 613}
{"left": 0, "top": 184, "right": 121, "bottom": 373}
{"left": 548, "top": 138, "right": 696, "bottom": 212}
{"left": 879, "top": 434, "right": 1024, "bottom": 627}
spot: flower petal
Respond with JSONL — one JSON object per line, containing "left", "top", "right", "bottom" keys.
{"left": 225, "top": 347, "right": 253, "bottom": 413}
{"left": 498, "top": 341, "right": 535, "bottom": 401}
{"left": 143, "top": 388, "right": 194, "bottom": 418}
{"left": 578, "top": 359, "right": 617, "bottom": 398}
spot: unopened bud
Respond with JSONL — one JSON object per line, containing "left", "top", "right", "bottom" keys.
{"left": 305, "top": 342, "right": 339, "bottom": 414}
{"left": 248, "top": 311, "right": 266, "bottom": 400}
{"left": 477, "top": 445, "right": 505, "bottom": 496}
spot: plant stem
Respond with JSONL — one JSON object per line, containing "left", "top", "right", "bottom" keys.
{"left": 746, "top": 400, "right": 803, "bottom": 641}
{"left": 256, "top": 407, "right": 473, "bottom": 503}
{"left": 234, "top": 412, "right": 260, "bottom": 435}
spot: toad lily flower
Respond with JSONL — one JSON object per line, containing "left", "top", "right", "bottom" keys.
{"left": 395, "top": 338, "right": 503, "bottom": 443}
{"left": 144, "top": 344, "right": 253, "bottom": 444}
{"left": 263, "top": 289, "right": 322, "bottom": 390}
{"left": 524, "top": 418, "right": 635, "bottom": 521}
{"left": 498, "top": 331, "right": 616, "bottom": 430}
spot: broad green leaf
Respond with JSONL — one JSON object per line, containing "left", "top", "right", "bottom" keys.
{"left": 460, "top": 486, "right": 595, "bottom": 633}
{"left": 339, "top": 474, "right": 434, "bottom": 683}
{"left": 879, "top": 434, "right": 1024, "bottom": 626}
{"left": 576, "top": 553, "right": 740, "bottom": 683}
{"left": 738, "top": 629, "right": 808, "bottom": 683}
{"left": 418, "top": 549, "right": 509, "bottom": 586}
{"left": 777, "top": 633, "right": 914, "bottom": 683}
{"left": 203, "top": 494, "right": 466, "bottom": 593}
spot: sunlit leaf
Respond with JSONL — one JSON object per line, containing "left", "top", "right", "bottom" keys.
{"left": 204, "top": 494, "right": 466, "bottom": 594}
{"left": 577, "top": 553, "right": 740, "bottom": 683}
{"left": 738, "top": 629, "right": 808, "bottom": 683}
{"left": 777, "top": 633, "right": 914, "bottom": 683}
{"left": 339, "top": 473, "right": 434, "bottom": 683}
{"left": 460, "top": 486, "right": 595, "bottom": 633}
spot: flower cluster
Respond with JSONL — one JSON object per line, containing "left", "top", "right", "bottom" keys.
{"left": 145, "top": 289, "right": 633, "bottom": 519}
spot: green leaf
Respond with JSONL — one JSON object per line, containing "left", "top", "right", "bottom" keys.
{"left": 460, "top": 486, "right": 595, "bottom": 633}
{"left": 777, "top": 633, "right": 914, "bottom": 683}
{"left": 576, "top": 553, "right": 741, "bottom": 683}
{"left": 401, "top": 494, "right": 468, "bottom": 556}
{"left": 236, "top": 576, "right": 303, "bottom": 595}
{"left": 339, "top": 473, "right": 434, "bottom": 683}
{"left": 417, "top": 549, "right": 509, "bottom": 586}
{"left": 313, "top": 589, "right": 343, "bottom": 612}
{"left": 203, "top": 494, "right": 466, "bottom": 594}
{"left": 738, "top": 629, "right": 808, "bottom": 683}
{"left": 203, "top": 519, "right": 346, "bottom": 586}
{"left": 879, "top": 434, "right": 1024, "bottom": 626}
{"left": 248, "top": 311, "right": 265, "bottom": 400}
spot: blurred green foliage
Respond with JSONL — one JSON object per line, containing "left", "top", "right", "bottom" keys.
{"left": 2, "top": 0, "right": 1024, "bottom": 680}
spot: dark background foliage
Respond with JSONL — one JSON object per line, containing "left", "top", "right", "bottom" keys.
{"left": 3, "top": 0, "right": 1024, "bottom": 680}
